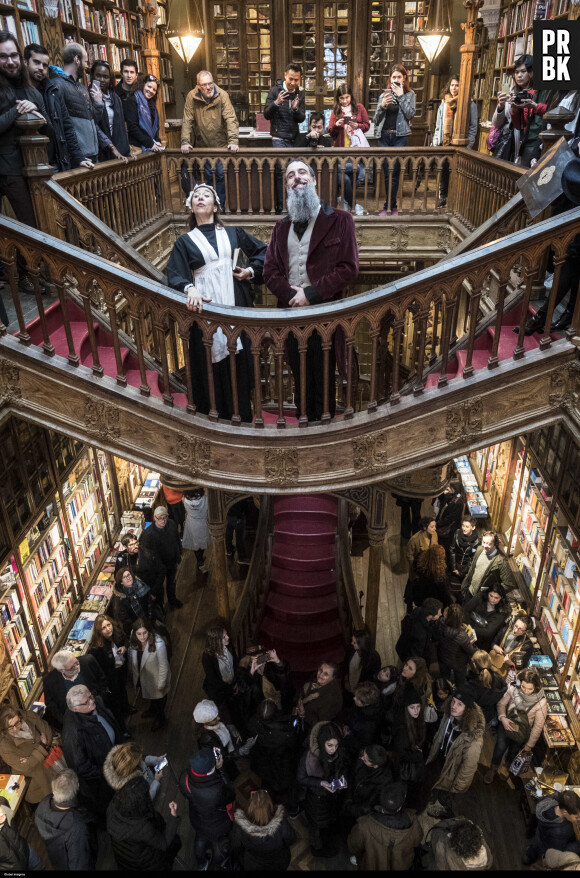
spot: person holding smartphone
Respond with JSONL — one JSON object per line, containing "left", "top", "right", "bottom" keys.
{"left": 492, "top": 54, "right": 547, "bottom": 168}
{"left": 374, "top": 63, "right": 416, "bottom": 215}
{"left": 329, "top": 83, "right": 370, "bottom": 213}
{"left": 264, "top": 63, "right": 306, "bottom": 212}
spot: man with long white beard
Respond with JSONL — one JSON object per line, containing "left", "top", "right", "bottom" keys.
{"left": 264, "top": 158, "right": 359, "bottom": 423}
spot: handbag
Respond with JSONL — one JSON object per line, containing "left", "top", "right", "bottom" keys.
{"left": 504, "top": 707, "right": 531, "bottom": 744}
{"left": 486, "top": 124, "right": 502, "bottom": 152}
{"left": 424, "top": 703, "right": 438, "bottom": 723}
{"left": 399, "top": 760, "right": 425, "bottom": 784}
{"left": 509, "top": 749, "right": 533, "bottom": 776}
{"left": 43, "top": 744, "right": 67, "bottom": 774}
{"left": 492, "top": 124, "right": 515, "bottom": 163}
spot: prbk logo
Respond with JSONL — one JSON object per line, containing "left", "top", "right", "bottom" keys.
{"left": 533, "top": 21, "right": 580, "bottom": 90}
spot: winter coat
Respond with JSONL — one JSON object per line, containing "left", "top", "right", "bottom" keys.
{"left": 202, "top": 647, "right": 239, "bottom": 706}
{"left": 0, "top": 820, "right": 30, "bottom": 870}
{"left": 264, "top": 201, "right": 359, "bottom": 308}
{"left": 406, "top": 529, "right": 438, "bottom": 578}
{"left": 43, "top": 654, "right": 109, "bottom": 728}
{"left": 123, "top": 91, "right": 159, "bottom": 149}
{"left": 263, "top": 79, "right": 306, "bottom": 142}
{"left": 462, "top": 547, "right": 516, "bottom": 597}
{"left": 178, "top": 765, "right": 234, "bottom": 840}
{"left": 342, "top": 756, "right": 395, "bottom": 820}
{"left": 465, "top": 669, "right": 507, "bottom": 724}
{"left": 396, "top": 606, "right": 438, "bottom": 662}
{"left": 139, "top": 519, "right": 182, "bottom": 573}
{"left": 104, "top": 746, "right": 161, "bottom": 803}
{"left": 436, "top": 496, "right": 465, "bottom": 542}
{"left": 235, "top": 658, "right": 293, "bottom": 728}
{"left": 0, "top": 711, "right": 53, "bottom": 804}
{"left": 391, "top": 711, "right": 426, "bottom": 779}
{"left": 248, "top": 712, "right": 300, "bottom": 795}
{"left": 491, "top": 90, "right": 547, "bottom": 146}
{"left": 34, "top": 795, "right": 97, "bottom": 871}
{"left": 428, "top": 817, "right": 493, "bottom": 869}
{"left": 296, "top": 721, "right": 351, "bottom": 828}
{"left": 426, "top": 700, "right": 485, "bottom": 793}
{"left": 533, "top": 795, "right": 576, "bottom": 855}
{"left": 544, "top": 848, "right": 580, "bottom": 870}
{"left": 374, "top": 89, "right": 416, "bottom": 138}
{"left": 492, "top": 623, "right": 534, "bottom": 669}
{"left": 0, "top": 84, "right": 49, "bottom": 175}
{"left": 449, "top": 528, "right": 481, "bottom": 577}
{"left": 181, "top": 84, "right": 239, "bottom": 147}
{"left": 433, "top": 100, "right": 478, "bottom": 148}
{"left": 347, "top": 807, "right": 422, "bottom": 871}
{"left": 111, "top": 578, "right": 155, "bottom": 634}
{"left": 299, "top": 676, "right": 343, "bottom": 728}
{"left": 129, "top": 634, "right": 171, "bottom": 700}
{"left": 230, "top": 805, "right": 296, "bottom": 871}
{"left": 463, "top": 591, "right": 509, "bottom": 651}
{"left": 344, "top": 701, "right": 382, "bottom": 753}
{"left": 328, "top": 104, "right": 370, "bottom": 147}
{"left": 61, "top": 696, "right": 123, "bottom": 816}
{"left": 96, "top": 88, "right": 130, "bottom": 159}
{"left": 342, "top": 645, "right": 382, "bottom": 689}
{"left": 48, "top": 66, "right": 103, "bottom": 158}
{"left": 412, "top": 571, "right": 452, "bottom": 607}
{"left": 37, "top": 76, "right": 85, "bottom": 170}
{"left": 495, "top": 683, "right": 548, "bottom": 749}
{"left": 182, "top": 495, "right": 208, "bottom": 551}
{"left": 436, "top": 621, "right": 476, "bottom": 671}
{"left": 106, "top": 775, "right": 181, "bottom": 871}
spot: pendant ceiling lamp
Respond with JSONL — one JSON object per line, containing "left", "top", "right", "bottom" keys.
{"left": 166, "top": 0, "right": 204, "bottom": 67}
{"left": 416, "top": 0, "right": 452, "bottom": 63}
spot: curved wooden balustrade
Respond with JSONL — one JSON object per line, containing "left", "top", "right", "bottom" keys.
{"left": 449, "top": 149, "right": 526, "bottom": 232}
{"left": 231, "top": 495, "right": 272, "bottom": 657}
{"left": 1, "top": 203, "right": 579, "bottom": 432}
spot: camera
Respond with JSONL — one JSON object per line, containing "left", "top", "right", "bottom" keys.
{"left": 513, "top": 90, "right": 530, "bottom": 104}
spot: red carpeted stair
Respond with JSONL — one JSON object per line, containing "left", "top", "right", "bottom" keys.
{"left": 424, "top": 302, "right": 556, "bottom": 389}
{"left": 258, "top": 495, "right": 346, "bottom": 680}
{"left": 24, "top": 300, "right": 188, "bottom": 406}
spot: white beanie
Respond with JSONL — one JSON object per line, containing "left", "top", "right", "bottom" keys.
{"left": 193, "top": 699, "right": 219, "bottom": 724}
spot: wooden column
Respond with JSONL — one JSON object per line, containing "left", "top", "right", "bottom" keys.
{"left": 16, "top": 115, "right": 54, "bottom": 231}
{"left": 142, "top": 1, "right": 167, "bottom": 143}
{"left": 452, "top": 0, "right": 484, "bottom": 148}
{"left": 365, "top": 485, "right": 388, "bottom": 646}
{"left": 207, "top": 488, "right": 231, "bottom": 625}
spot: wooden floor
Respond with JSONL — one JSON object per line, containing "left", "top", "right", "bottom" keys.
{"left": 83, "top": 498, "right": 531, "bottom": 871}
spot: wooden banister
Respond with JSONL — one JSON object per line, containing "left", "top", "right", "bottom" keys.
{"left": 231, "top": 495, "right": 273, "bottom": 657}
{"left": 336, "top": 499, "right": 364, "bottom": 634}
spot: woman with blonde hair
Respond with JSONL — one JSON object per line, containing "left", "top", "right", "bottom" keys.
{"left": 104, "top": 740, "right": 166, "bottom": 801}
{"left": 230, "top": 789, "right": 296, "bottom": 871}
{"left": 0, "top": 705, "right": 53, "bottom": 804}
{"left": 465, "top": 649, "right": 507, "bottom": 725}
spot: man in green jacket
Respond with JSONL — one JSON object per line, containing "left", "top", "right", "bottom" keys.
{"left": 180, "top": 70, "right": 239, "bottom": 209}
{"left": 462, "top": 531, "right": 516, "bottom": 598}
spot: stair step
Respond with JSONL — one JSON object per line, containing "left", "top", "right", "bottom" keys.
{"left": 488, "top": 325, "right": 543, "bottom": 360}
{"left": 271, "top": 544, "right": 335, "bottom": 571}
{"left": 274, "top": 510, "right": 338, "bottom": 526}
{"left": 265, "top": 591, "right": 338, "bottom": 624}
{"left": 43, "top": 322, "right": 93, "bottom": 359}
{"left": 456, "top": 348, "right": 490, "bottom": 373}
{"left": 274, "top": 496, "right": 338, "bottom": 516}
{"left": 260, "top": 614, "right": 343, "bottom": 645}
{"left": 274, "top": 522, "right": 336, "bottom": 544}
{"left": 269, "top": 565, "right": 336, "bottom": 597}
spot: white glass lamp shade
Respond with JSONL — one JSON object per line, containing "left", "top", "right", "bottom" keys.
{"left": 168, "top": 33, "right": 203, "bottom": 64}
{"left": 417, "top": 32, "right": 450, "bottom": 63}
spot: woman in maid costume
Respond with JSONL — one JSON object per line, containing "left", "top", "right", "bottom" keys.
{"left": 166, "top": 183, "right": 267, "bottom": 422}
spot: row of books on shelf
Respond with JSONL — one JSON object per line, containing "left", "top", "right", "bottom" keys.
{"left": 552, "top": 525, "right": 579, "bottom": 579}
{"left": 37, "top": 575, "right": 72, "bottom": 629}
{"left": 455, "top": 456, "right": 489, "bottom": 517}
{"left": 161, "top": 82, "right": 175, "bottom": 104}
{"left": 526, "top": 481, "right": 550, "bottom": 530}
{"left": 70, "top": 498, "right": 98, "bottom": 545}
{"left": 526, "top": 656, "right": 576, "bottom": 747}
{"left": 515, "top": 552, "right": 536, "bottom": 593}
{"left": 159, "top": 57, "right": 173, "bottom": 80}
{"left": 134, "top": 473, "right": 160, "bottom": 511}
{"left": 41, "top": 595, "right": 74, "bottom": 654}
{"left": 66, "top": 472, "right": 96, "bottom": 518}
{"left": 78, "top": 535, "right": 106, "bottom": 582}
{"left": 505, "top": 33, "right": 532, "bottom": 68}
{"left": 540, "top": 605, "right": 573, "bottom": 662}
{"left": 105, "top": 9, "right": 140, "bottom": 43}
{"left": 19, "top": 17, "right": 40, "bottom": 44}
{"left": 22, "top": 522, "right": 62, "bottom": 588}
{"left": 30, "top": 555, "right": 70, "bottom": 613}
{"left": 498, "top": 0, "right": 569, "bottom": 39}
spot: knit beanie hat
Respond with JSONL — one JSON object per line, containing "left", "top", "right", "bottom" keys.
{"left": 401, "top": 685, "right": 422, "bottom": 708}
{"left": 154, "top": 506, "right": 168, "bottom": 518}
{"left": 193, "top": 699, "right": 219, "bottom": 724}
{"left": 452, "top": 686, "right": 476, "bottom": 709}
{"left": 189, "top": 748, "right": 216, "bottom": 775}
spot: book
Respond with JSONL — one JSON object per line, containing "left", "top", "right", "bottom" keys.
{"left": 544, "top": 714, "right": 575, "bottom": 747}
{"left": 539, "top": 672, "right": 559, "bottom": 690}
{"left": 529, "top": 654, "right": 553, "bottom": 668}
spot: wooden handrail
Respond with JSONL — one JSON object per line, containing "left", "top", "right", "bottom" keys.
{"left": 231, "top": 495, "right": 272, "bottom": 657}
{"left": 1, "top": 204, "right": 579, "bottom": 429}
{"left": 336, "top": 499, "right": 364, "bottom": 634}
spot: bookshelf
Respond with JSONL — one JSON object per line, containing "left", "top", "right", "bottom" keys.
{"left": 155, "top": 0, "right": 174, "bottom": 107}
{"left": 0, "top": 559, "right": 44, "bottom": 704}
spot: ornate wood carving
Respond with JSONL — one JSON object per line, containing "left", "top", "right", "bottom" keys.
{"left": 353, "top": 430, "right": 389, "bottom": 472}
{"left": 446, "top": 398, "right": 484, "bottom": 441}
{"left": 172, "top": 434, "right": 211, "bottom": 476}
{"left": 550, "top": 362, "right": 580, "bottom": 415}
{"left": 0, "top": 360, "right": 21, "bottom": 408}
{"left": 389, "top": 226, "right": 409, "bottom": 250}
{"left": 83, "top": 398, "right": 121, "bottom": 440}
{"left": 264, "top": 448, "right": 299, "bottom": 486}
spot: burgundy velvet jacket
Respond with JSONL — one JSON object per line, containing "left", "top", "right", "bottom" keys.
{"left": 263, "top": 202, "right": 359, "bottom": 307}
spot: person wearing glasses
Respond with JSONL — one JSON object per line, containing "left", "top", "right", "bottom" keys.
{"left": 43, "top": 649, "right": 108, "bottom": 730}
{"left": 181, "top": 69, "right": 239, "bottom": 210}
{"left": 123, "top": 72, "right": 163, "bottom": 154}
{"left": 90, "top": 60, "right": 131, "bottom": 162}
{"left": 0, "top": 705, "right": 53, "bottom": 804}
{"left": 61, "top": 685, "right": 123, "bottom": 821}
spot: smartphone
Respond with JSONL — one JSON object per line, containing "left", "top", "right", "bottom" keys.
{"left": 255, "top": 651, "right": 270, "bottom": 665}
{"left": 292, "top": 717, "right": 300, "bottom": 728}
{"left": 213, "top": 746, "right": 221, "bottom": 759}
{"left": 154, "top": 756, "right": 168, "bottom": 773}
{"left": 342, "top": 116, "right": 352, "bottom": 124}
{"left": 330, "top": 776, "right": 347, "bottom": 791}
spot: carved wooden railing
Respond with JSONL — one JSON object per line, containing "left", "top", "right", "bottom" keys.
{"left": 336, "top": 499, "right": 365, "bottom": 635}
{"left": 448, "top": 149, "right": 527, "bottom": 233}
{"left": 230, "top": 495, "right": 272, "bottom": 657}
{"left": 2, "top": 204, "right": 579, "bottom": 429}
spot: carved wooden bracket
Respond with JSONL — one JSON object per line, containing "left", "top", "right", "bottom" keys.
{"left": 0, "top": 359, "right": 21, "bottom": 408}
{"left": 446, "top": 398, "right": 484, "bottom": 441}
{"left": 83, "top": 398, "right": 121, "bottom": 441}
{"left": 264, "top": 448, "right": 299, "bottom": 486}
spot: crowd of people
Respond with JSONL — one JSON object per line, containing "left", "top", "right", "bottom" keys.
{"left": 0, "top": 477, "right": 577, "bottom": 871}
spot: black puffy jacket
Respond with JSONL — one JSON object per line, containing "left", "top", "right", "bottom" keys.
{"left": 248, "top": 712, "right": 300, "bottom": 795}
{"left": 0, "top": 821, "right": 29, "bottom": 870}
{"left": 342, "top": 756, "right": 394, "bottom": 820}
{"left": 0, "top": 83, "right": 49, "bottom": 175}
{"left": 178, "top": 766, "right": 234, "bottom": 840}
{"left": 106, "top": 776, "right": 180, "bottom": 871}
{"left": 462, "top": 591, "right": 509, "bottom": 651}
{"left": 37, "top": 76, "right": 84, "bottom": 170}
{"left": 35, "top": 795, "right": 97, "bottom": 870}
{"left": 230, "top": 805, "right": 296, "bottom": 871}
{"left": 263, "top": 80, "right": 305, "bottom": 142}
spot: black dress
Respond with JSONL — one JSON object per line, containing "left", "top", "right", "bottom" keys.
{"left": 166, "top": 223, "right": 267, "bottom": 422}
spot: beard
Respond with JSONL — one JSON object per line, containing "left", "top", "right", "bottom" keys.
{"left": 286, "top": 181, "right": 320, "bottom": 223}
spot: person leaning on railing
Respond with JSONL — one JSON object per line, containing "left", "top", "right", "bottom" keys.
{"left": 492, "top": 54, "right": 547, "bottom": 168}
{"left": 90, "top": 60, "right": 131, "bottom": 163}
{"left": 373, "top": 63, "right": 416, "bottom": 215}
{"left": 166, "top": 182, "right": 266, "bottom": 423}
{"left": 123, "top": 73, "right": 163, "bottom": 155}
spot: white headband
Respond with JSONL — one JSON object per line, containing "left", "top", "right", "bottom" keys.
{"left": 185, "top": 183, "right": 221, "bottom": 210}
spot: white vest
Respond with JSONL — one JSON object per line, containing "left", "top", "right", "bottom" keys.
{"left": 287, "top": 208, "right": 320, "bottom": 289}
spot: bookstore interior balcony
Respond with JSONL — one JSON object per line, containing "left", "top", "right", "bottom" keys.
{"left": 0, "top": 0, "right": 580, "bottom": 870}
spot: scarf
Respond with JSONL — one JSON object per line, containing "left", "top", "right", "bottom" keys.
{"left": 443, "top": 94, "right": 458, "bottom": 145}
{"left": 134, "top": 89, "right": 159, "bottom": 148}
{"left": 511, "top": 685, "right": 544, "bottom": 715}
{"left": 10, "top": 721, "right": 33, "bottom": 740}
{"left": 217, "top": 648, "right": 234, "bottom": 684}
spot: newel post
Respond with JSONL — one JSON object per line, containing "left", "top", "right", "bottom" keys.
{"left": 207, "top": 488, "right": 231, "bottom": 626}
{"left": 452, "top": 0, "right": 484, "bottom": 148}
{"left": 16, "top": 114, "right": 54, "bottom": 231}
{"left": 365, "top": 485, "right": 388, "bottom": 646}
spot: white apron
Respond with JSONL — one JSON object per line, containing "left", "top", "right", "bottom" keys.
{"left": 187, "top": 226, "right": 242, "bottom": 364}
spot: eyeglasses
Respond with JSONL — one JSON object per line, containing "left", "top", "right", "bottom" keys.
{"left": 144, "top": 74, "right": 160, "bottom": 85}
{"left": 0, "top": 53, "right": 20, "bottom": 62}
{"left": 77, "top": 695, "right": 95, "bottom": 707}
{"left": 7, "top": 718, "right": 22, "bottom": 730}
